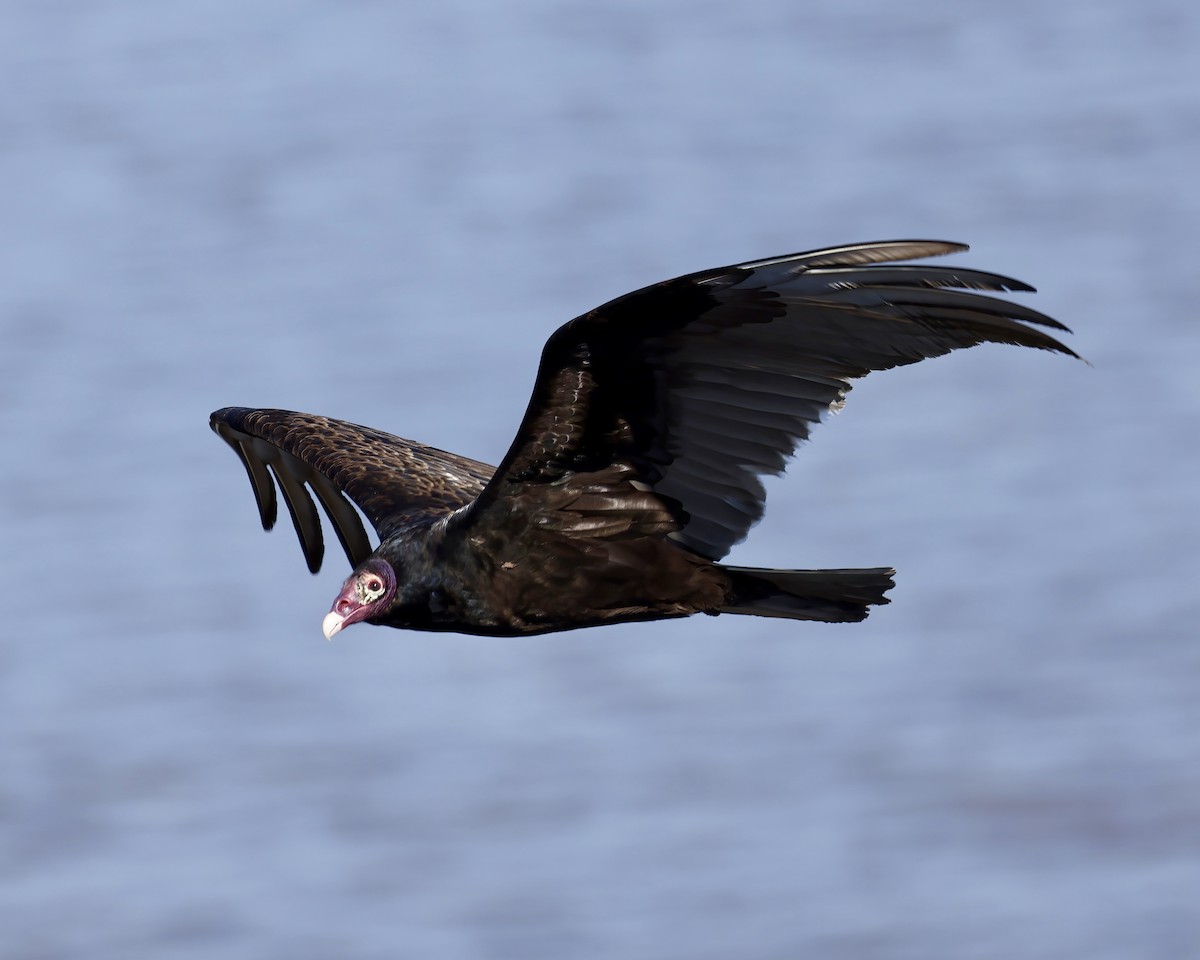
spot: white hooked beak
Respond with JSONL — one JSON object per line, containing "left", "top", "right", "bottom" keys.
{"left": 322, "top": 610, "right": 346, "bottom": 641}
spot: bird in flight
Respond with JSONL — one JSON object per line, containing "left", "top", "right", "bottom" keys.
{"left": 211, "top": 239, "right": 1075, "bottom": 639}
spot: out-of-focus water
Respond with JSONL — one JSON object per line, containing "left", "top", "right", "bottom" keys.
{"left": 2, "top": 1, "right": 1198, "bottom": 957}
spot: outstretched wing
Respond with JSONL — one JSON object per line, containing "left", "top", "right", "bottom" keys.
{"left": 468, "top": 240, "right": 1077, "bottom": 559}
{"left": 211, "top": 407, "right": 495, "bottom": 572}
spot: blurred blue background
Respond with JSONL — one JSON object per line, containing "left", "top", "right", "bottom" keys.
{"left": 2, "top": 1, "right": 1198, "bottom": 957}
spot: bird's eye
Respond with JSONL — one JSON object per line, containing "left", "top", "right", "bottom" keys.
{"left": 356, "top": 574, "right": 386, "bottom": 603}
{"left": 354, "top": 573, "right": 387, "bottom": 604}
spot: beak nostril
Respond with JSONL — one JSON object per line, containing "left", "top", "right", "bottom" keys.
{"left": 336, "top": 599, "right": 354, "bottom": 616}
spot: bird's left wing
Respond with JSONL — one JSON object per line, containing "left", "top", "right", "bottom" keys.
{"left": 211, "top": 407, "right": 495, "bottom": 572}
{"left": 464, "top": 240, "right": 1077, "bottom": 559}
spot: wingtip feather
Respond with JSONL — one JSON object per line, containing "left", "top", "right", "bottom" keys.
{"left": 736, "top": 240, "right": 969, "bottom": 272}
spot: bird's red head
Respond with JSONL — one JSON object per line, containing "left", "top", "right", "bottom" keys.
{"left": 322, "top": 558, "right": 397, "bottom": 640}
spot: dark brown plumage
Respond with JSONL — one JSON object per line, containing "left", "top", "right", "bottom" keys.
{"left": 210, "top": 239, "right": 1076, "bottom": 638}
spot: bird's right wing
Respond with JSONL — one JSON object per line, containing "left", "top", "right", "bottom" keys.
{"left": 211, "top": 407, "right": 495, "bottom": 572}
{"left": 466, "top": 240, "right": 1077, "bottom": 560}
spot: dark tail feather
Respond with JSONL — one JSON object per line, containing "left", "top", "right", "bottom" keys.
{"left": 719, "top": 565, "right": 895, "bottom": 623}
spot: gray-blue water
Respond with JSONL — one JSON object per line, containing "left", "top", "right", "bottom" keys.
{"left": 3, "top": 1, "right": 1198, "bottom": 957}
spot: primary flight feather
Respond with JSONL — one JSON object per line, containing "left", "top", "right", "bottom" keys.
{"left": 210, "top": 239, "right": 1076, "bottom": 638}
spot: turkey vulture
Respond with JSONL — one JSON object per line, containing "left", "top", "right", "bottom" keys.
{"left": 210, "top": 240, "right": 1075, "bottom": 638}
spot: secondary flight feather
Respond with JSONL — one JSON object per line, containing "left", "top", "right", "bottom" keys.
{"left": 210, "top": 239, "right": 1076, "bottom": 638}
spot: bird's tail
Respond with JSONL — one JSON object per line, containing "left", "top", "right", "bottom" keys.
{"left": 719, "top": 565, "right": 895, "bottom": 623}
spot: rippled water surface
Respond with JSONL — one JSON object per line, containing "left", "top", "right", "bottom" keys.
{"left": 3, "top": 2, "right": 1198, "bottom": 957}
